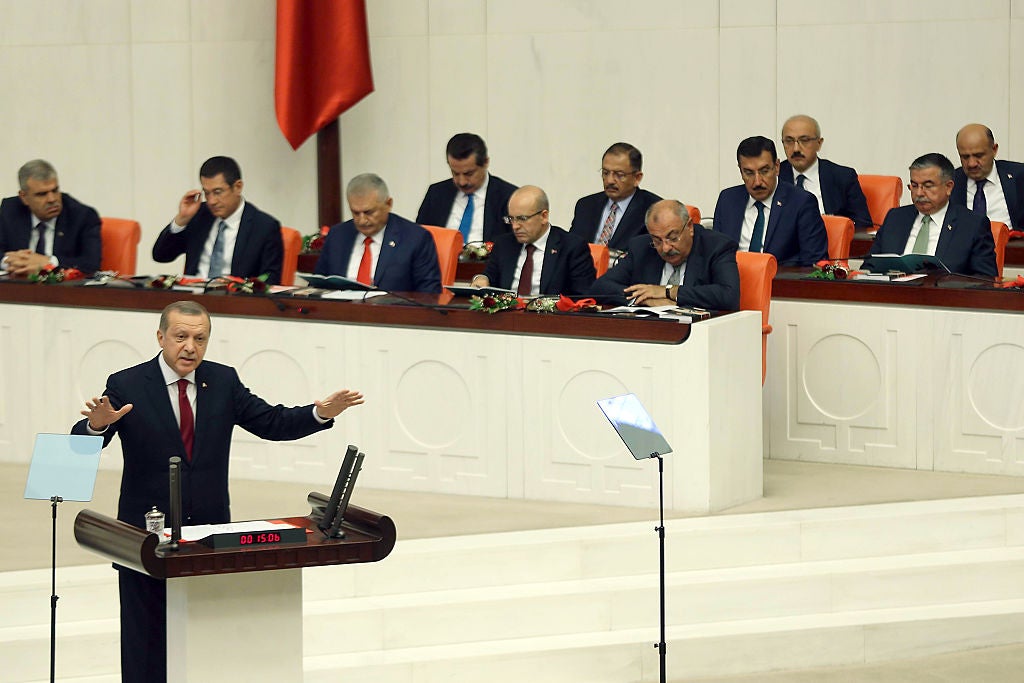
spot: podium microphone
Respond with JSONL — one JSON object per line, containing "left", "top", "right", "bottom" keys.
{"left": 168, "top": 457, "right": 182, "bottom": 551}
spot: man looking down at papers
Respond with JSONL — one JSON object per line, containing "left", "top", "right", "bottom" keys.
{"left": 592, "top": 199, "right": 740, "bottom": 310}
{"left": 315, "top": 173, "right": 442, "bottom": 293}
{"left": 71, "top": 300, "right": 364, "bottom": 683}
{"left": 866, "top": 153, "right": 996, "bottom": 278}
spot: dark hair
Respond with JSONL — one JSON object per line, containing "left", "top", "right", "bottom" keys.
{"left": 160, "top": 300, "right": 210, "bottom": 333}
{"left": 199, "top": 156, "right": 242, "bottom": 185}
{"left": 736, "top": 136, "right": 777, "bottom": 164}
{"left": 445, "top": 133, "right": 488, "bottom": 166}
{"left": 603, "top": 142, "right": 643, "bottom": 172}
{"left": 909, "top": 153, "right": 955, "bottom": 182}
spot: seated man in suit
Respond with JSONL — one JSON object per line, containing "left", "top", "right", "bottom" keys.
{"left": 415, "top": 132, "right": 517, "bottom": 244}
{"left": 952, "top": 123, "right": 1024, "bottom": 230}
{"left": 72, "top": 300, "right": 364, "bottom": 683}
{"left": 569, "top": 142, "right": 662, "bottom": 252}
{"left": 778, "top": 115, "right": 872, "bottom": 228}
{"left": 152, "top": 156, "right": 283, "bottom": 284}
{"left": 0, "top": 159, "right": 101, "bottom": 275}
{"left": 592, "top": 199, "right": 739, "bottom": 311}
{"left": 713, "top": 136, "right": 828, "bottom": 267}
{"left": 472, "top": 185, "right": 596, "bottom": 296}
{"left": 316, "top": 173, "right": 442, "bottom": 293}
{"left": 868, "top": 153, "right": 996, "bottom": 278}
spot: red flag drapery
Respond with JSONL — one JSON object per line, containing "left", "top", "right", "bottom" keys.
{"left": 275, "top": 0, "right": 374, "bottom": 150}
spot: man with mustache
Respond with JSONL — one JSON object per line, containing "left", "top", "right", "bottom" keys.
{"left": 415, "top": 133, "right": 518, "bottom": 244}
{"left": 951, "top": 123, "right": 1024, "bottom": 230}
{"left": 471, "top": 185, "right": 596, "bottom": 296}
{"left": 592, "top": 199, "right": 740, "bottom": 311}
{"left": 712, "top": 136, "right": 828, "bottom": 267}
{"left": 777, "top": 115, "right": 872, "bottom": 228}
{"left": 0, "top": 159, "right": 102, "bottom": 275}
{"left": 867, "top": 153, "right": 996, "bottom": 277}
{"left": 569, "top": 142, "right": 662, "bottom": 252}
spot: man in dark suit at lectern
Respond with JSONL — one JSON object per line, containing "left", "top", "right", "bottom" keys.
{"left": 71, "top": 300, "right": 364, "bottom": 683}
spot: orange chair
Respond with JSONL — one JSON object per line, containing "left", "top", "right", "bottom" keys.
{"left": 857, "top": 175, "right": 903, "bottom": 232}
{"left": 822, "top": 215, "right": 854, "bottom": 261}
{"left": 279, "top": 226, "right": 302, "bottom": 286}
{"left": 686, "top": 205, "right": 701, "bottom": 225}
{"left": 735, "top": 252, "right": 778, "bottom": 385}
{"left": 99, "top": 217, "right": 141, "bottom": 276}
{"left": 991, "top": 221, "right": 1010, "bottom": 279}
{"left": 422, "top": 225, "right": 463, "bottom": 286}
{"left": 588, "top": 243, "right": 610, "bottom": 277}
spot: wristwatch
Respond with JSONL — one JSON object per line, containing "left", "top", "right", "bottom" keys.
{"left": 665, "top": 284, "right": 673, "bottom": 300}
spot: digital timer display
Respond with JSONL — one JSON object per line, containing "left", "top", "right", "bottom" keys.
{"left": 198, "top": 526, "right": 307, "bottom": 549}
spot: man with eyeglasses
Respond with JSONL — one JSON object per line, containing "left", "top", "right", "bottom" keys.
{"left": 713, "top": 136, "right": 828, "bottom": 267}
{"left": 867, "top": 153, "right": 996, "bottom": 277}
{"left": 951, "top": 124, "right": 1024, "bottom": 231}
{"left": 569, "top": 142, "right": 662, "bottom": 252}
{"left": 152, "top": 156, "right": 284, "bottom": 284}
{"left": 471, "top": 185, "right": 595, "bottom": 296}
{"left": 777, "top": 115, "right": 872, "bottom": 228}
{"left": 0, "top": 159, "right": 102, "bottom": 275}
{"left": 415, "top": 133, "right": 517, "bottom": 244}
{"left": 592, "top": 200, "right": 739, "bottom": 310}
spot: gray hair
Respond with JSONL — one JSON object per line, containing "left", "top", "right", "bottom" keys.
{"left": 346, "top": 173, "right": 390, "bottom": 201}
{"left": 18, "top": 159, "right": 57, "bottom": 191}
{"left": 645, "top": 200, "right": 691, "bottom": 225}
{"left": 159, "top": 300, "right": 211, "bottom": 334}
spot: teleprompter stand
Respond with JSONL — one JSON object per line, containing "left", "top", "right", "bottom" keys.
{"left": 23, "top": 434, "right": 102, "bottom": 683}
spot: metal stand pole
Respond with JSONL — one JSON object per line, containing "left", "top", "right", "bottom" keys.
{"left": 49, "top": 495, "right": 63, "bottom": 683}
{"left": 654, "top": 455, "right": 666, "bottom": 683}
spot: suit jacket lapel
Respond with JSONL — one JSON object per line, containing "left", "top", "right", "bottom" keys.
{"left": 998, "top": 161, "right": 1019, "bottom": 227}
{"left": 230, "top": 203, "right": 252, "bottom": 270}
{"left": 935, "top": 205, "right": 960, "bottom": 259}
{"left": 818, "top": 160, "right": 839, "bottom": 215}
{"left": 763, "top": 185, "right": 787, "bottom": 251}
{"left": 539, "top": 228, "right": 563, "bottom": 293}
{"left": 142, "top": 358, "right": 183, "bottom": 455}
{"left": 374, "top": 218, "right": 396, "bottom": 285}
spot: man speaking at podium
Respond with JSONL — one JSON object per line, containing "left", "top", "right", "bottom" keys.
{"left": 71, "top": 300, "right": 364, "bottom": 683}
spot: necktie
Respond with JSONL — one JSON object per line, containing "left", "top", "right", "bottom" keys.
{"left": 796, "top": 174, "right": 807, "bottom": 189}
{"left": 517, "top": 244, "right": 537, "bottom": 296}
{"left": 749, "top": 202, "right": 766, "bottom": 253}
{"left": 458, "top": 194, "right": 475, "bottom": 242}
{"left": 596, "top": 202, "right": 619, "bottom": 245}
{"left": 973, "top": 178, "right": 988, "bottom": 216}
{"left": 34, "top": 221, "right": 47, "bottom": 255}
{"left": 912, "top": 215, "right": 932, "bottom": 254}
{"left": 356, "top": 236, "right": 374, "bottom": 286}
{"left": 177, "top": 379, "right": 194, "bottom": 463}
{"left": 668, "top": 265, "right": 682, "bottom": 286}
{"left": 207, "top": 220, "right": 228, "bottom": 278}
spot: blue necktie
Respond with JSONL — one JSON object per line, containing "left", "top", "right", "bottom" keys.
{"left": 208, "top": 220, "right": 227, "bottom": 278}
{"left": 458, "top": 194, "right": 475, "bottom": 242}
{"left": 796, "top": 174, "right": 807, "bottom": 189}
{"left": 973, "top": 179, "right": 987, "bottom": 217}
{"left": 749, "top": 202, "right": 766, "bottom": 253}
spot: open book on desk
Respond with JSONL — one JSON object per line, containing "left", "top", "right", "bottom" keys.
{"left": 297, "top": 272, "right": 375, "bottom": 291}
{"left": 598, "top": 304, "right": 710, "bottom": 323}
{"left": 860, "top": 253, "right": 949, "bottom": 274}
{"left": 444, "top": 282, "right": 517, "bottom": 298}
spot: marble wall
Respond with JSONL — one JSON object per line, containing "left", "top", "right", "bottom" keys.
{"left": 1, "top": 0, "right": 1023, "bottom": 275}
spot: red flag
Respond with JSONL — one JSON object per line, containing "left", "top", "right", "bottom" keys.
{"left": 275, "top": 0, "right": 374, "bottom": 150}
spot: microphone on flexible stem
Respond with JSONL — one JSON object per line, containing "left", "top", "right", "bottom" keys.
{"left": 319, "top": 445, "right": 358, "bottom": 534}
{"left": 168, "top": 457, "right": 182, "bottom": 551}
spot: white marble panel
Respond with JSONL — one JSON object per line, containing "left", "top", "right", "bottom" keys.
{"left": 863, "top": 611, "right": 1024, "bottom": 663}
{"left": 779, "top": 0, "right": 1008, "bottom": 25}
{"left": 0, "top": 0, "right": 129, "bottom": 46}
{"left": 428, "top": 0, "right": 487, "bottom": 35}
{"left": 487, "top": 0, "right": 717, "bottom": 33}
{"left": 0, "top": 305, "right": 33, "bottom": 462}
{"left": 188, "top": 0, "right": 275, "bottom": 43}
{"left": 720, "top": 0, "right": 778, "bottom": 28}
{"left": 1011, "top": 16, "right": 1024, "bottom": 153}
{"left": 340, "top": 36, "right": 432, "bottom": 220}
{"left": 130, "top": 0, "right": 190, "bottom": 44}
{"left": 367, "top": 0, "right": 429, "bottom": 36}
{"left": 426, "top": 34, "right": 489, "bottom": 171}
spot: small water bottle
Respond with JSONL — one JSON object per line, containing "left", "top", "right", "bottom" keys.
{"left": 145, "top": 506, "right": 165, "bottom": 539}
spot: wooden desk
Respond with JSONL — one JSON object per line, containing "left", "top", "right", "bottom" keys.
{"left": 0, "top": 278, "right": 763, "bottom": 512}
{"left": 767, "top": 270, "right": 1024, "bottom": 476}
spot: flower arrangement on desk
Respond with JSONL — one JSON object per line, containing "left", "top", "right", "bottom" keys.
{"left": 808, "top": 260, "right": 851, "bottom": 281}
{"left": 28, "top": 265, "right": 85, "bottom": 284}
{"left": 147, "top": 275, "right": 207, "bottom": 289}
{"left": 302, "top": 226, "right": 330, "bottom": 254}
{"left": 223, "top": 274, "right": 269, "bottom": 294}
{"left": 469, "top": 292, "right": 524, "bottom": 313}
{"left": 997, "top": 275, "right": 1024, "bottom": 289}
{"left": 460, "top": 241, "right": 493, "bottom": 261}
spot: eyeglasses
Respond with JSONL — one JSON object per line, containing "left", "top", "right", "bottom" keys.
{"left": 908, "top": 181, "right": 942, "bottom": 191}
{"left": 503, "top": 210, "right": 544, "bottom": 224}
{"left": 203, "top": 186, "right": 233, "bottom": 200}
{"left": 649, "top": 220, "right": 692, "bottom": 247}
{"left": 600, "top": 169, "right": 638, "bottom": 182}
{"left": 781, "top": 136, "right": 820, "bottom": 146}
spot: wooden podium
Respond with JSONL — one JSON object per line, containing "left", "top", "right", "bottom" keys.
{"left": 74, "top": 493, "right": 396, "bottom": 683}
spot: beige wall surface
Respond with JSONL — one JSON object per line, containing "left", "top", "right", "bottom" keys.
{"left": 1, "top": 0, "right": 1022, "bottom": 275}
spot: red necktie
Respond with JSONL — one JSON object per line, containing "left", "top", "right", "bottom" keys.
{"left": 517, "top": 244, "right": 537, "bottom": 296}
{"left": 356, "top": 236, "right": 373, "bottom": 285}
{"left": 177, "top": 379, "right": 194, "bottom": 462}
